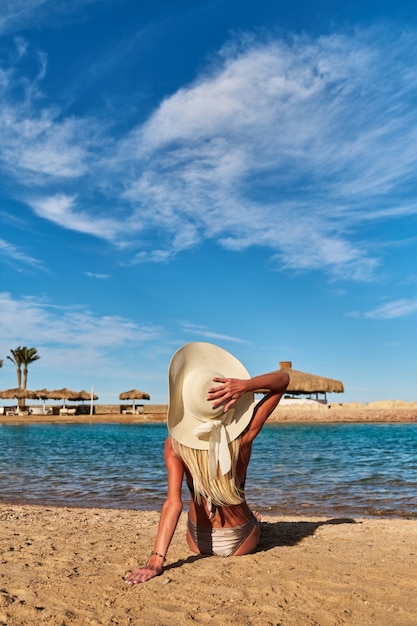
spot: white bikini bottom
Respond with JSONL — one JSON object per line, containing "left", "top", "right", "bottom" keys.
{"left": 187, "top": 514, "right": 258, "bottom": 557}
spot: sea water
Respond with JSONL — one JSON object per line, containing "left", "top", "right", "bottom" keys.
{"left": 1, "top": 422, "right": 416, "bottom": 518}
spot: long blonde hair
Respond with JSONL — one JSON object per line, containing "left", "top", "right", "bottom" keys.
{"left": 171, "top": 437, "right": 243, "bottom": 506}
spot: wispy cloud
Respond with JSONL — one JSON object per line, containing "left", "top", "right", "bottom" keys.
{"left": 27, "top": 194, "right": 125, "bottom": 241}
{"left": 0, "top": 238, "right": 45, "bottom": 270}
{"left": 85, "top": 272, "right": 111, "bottom": 280}
{"left": 0, "top": 292, "right": 160, "bottom": 348}
{"left": 180, "top": 322, "right": 249, "bottom": 344}
{"left": 0, "top": 41, "right": 102, "bottom": 184}
{"left": 0, "top": 1, "right": 50, "bottom": 34}
{"left": 0, "top": 0, "right": 102, "bottom": 35}
{"left": 0, "top": 291, "right": 165, "bottom": 386}
{"left": 2, "top": 26, "right": 417, "bottom": 278}
{"left": 364, "top": 298, "right": 417, "bottom": 319}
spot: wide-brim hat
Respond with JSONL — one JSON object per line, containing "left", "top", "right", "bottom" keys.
{"left": 167, "top": 342, "right": 255, "bottom": 478}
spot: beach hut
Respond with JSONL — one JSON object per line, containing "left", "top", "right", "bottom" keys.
{"left": 119, "top": 389, "right": 150, "bottom": 414}
{"left": 273, "top": 361, "right": 344, "bottom": 403}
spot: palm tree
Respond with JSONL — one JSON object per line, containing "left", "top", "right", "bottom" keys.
{"left": 7, "top": 346, "right": 41, "bottom": 389}
{"left": 7, "top": 347, "right": 23, "bottom": 388}
{"left": 21, "top": 347, "right": 41, "bottom": 389}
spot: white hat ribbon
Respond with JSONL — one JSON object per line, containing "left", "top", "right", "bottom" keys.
{"left": 193, "top": 419, "right": 231, "bottom": 480}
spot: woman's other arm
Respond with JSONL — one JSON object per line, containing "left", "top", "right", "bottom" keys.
{"left": 125, "top": 437, "right": 184, "bottom": 584}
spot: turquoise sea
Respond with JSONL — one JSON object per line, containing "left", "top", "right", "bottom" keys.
{"left": 1, "top": 422, "right": 417, "bottom": 518}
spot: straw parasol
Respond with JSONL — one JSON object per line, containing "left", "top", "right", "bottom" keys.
{"left": 0, "top": 387, "right": 39, "bottom": 408}
{"left": 256, "top": 362, "right": 343, "bottom": 401}
{"left": 277, "top": 361, "right": 344, "bottom": 396}
{"left": 35, "top": 388, "right": 52, "bottom": 400}
{"left": 46, "top": 388, "right": 81, "bottom": 406}
{"left": 0, "top": 387, "right": 39, "bottom": 400}
{"left": 73, "top": 389, "right": 98, "bottom": 402}
{"left": 34, "top": 388, "right": 54, "bottom": 412}
{"left": 119, "top": 389, "right": 150, "bottom": 411}
{"left": 66, "top": 389, "right": 98, "bottom": 416}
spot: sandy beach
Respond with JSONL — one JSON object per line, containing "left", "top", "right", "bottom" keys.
{"left": 2, "top": 406, "right": 417, "bottom": 625}
{"left": 1, "top": 504, "right": 416, "bottom": 625}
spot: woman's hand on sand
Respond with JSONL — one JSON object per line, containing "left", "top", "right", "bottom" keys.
{"left": 125, "top": 564, "right": 162, "bottom": 585}
{"left": 207, "top": 377, "right": 248, "bottom": 413}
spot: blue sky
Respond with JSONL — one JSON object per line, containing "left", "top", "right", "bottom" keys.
{"left": 1, "top": 0, "right": 417, "bottom": 405}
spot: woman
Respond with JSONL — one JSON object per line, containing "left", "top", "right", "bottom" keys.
{"left": 125, "top": 342, "right": 289, "bottom": 585}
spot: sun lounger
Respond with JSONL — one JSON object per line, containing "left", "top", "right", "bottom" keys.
{"left": 59, "top": 408, "right": 77, "bottom": 416}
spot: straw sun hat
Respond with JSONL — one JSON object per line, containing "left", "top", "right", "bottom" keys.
{"left": 167, "top": 342, "right": 255, "bottom": 479}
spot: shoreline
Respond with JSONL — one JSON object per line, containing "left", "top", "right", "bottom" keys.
{"left": 1, "top": 497, "right": 415, "bottom": 521}
{"left": 1, "top": 502, "right": 416, "bottom": 625}
{"left": 2, "top": 404, "right": 417, "bottom": 424}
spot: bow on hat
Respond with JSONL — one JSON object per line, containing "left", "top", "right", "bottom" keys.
{"left": 193, "top": 411, "right": 235, "bottom": 480}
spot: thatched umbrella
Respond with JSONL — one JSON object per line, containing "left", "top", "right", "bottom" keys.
{"left": 34, "top": 388, "right": 54, "bottom": 413}
{"left": 276, "top": 361, "right": 344, "bottom": 397}
{"left": 0, "top": 387, "right": 39, "bottom": 400}
{"left": 46, "top": 387, "right": 80, "bottom": 406}
{"left": 35, "top": 388, "right": 52, "bottom": 400}
{"left": 73, "top": 389, "right": 99, "bottom": 402}
{"left": 0, "top": 387, "right": 39, "bottom": 409}
{"left": 256, "top": 361, "right": 343, "bottom": 401}
{"left": 72, "top": 389, "right": 99, "bottom": 415}
{"left": 119, "top": 389, "right": 150, "bottom": 411}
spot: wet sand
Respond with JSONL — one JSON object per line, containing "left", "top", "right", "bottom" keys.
{"left": 1, "top": 504, "right": 416, "bottom": 625}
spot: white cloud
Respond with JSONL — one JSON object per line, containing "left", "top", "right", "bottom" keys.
{"left": 2, "top": 27, "right": 417, "bottom": 278}
{"left": 0, "top": 292, "right": 163, "bottom": 385}
{"left": 180, "top": 322, "right": 249, "bottom": 344}
{"left": 0, "top": 1, "right": 49, "bottom": 34}
{"left": 0, "top": 292, "right": 160, "bottom": 348}
{"left": 85, "top": 272, "right": 111, "bottom": 280}
{"left": 365, "top": 298, "right": 417, "bottom": 320}
{"left": 0, "top": 40, "right": 101, "bottom": 184}
{"left": 0, "top": 0, "right": 102, "bottom": 35}
{"left": 27, "top": 194, "right": 125, "bottom": 241}
{"left": 0, "top": 237, "right": 45, "bottom": 269}
{"left": 119, "top": 29, "right": 417, "bottom": 276}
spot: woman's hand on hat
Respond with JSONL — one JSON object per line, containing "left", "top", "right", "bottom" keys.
{"left": 207, "top": 377, "right": 248, "bottom": 413}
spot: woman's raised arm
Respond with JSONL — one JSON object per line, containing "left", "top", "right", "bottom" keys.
{"left": 208, "top": 371, "right": 290, "bottom": 442}
{"left": 208, "top": 371, "right": 289, "bottom": 413}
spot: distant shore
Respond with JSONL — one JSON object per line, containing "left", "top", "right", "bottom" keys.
{"left": 1, "top": 400, "right": 417, "bottom": 424}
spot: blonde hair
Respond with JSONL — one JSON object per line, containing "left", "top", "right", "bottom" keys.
{"left": 171, "top": 437, "right": 244, "bottom": 507}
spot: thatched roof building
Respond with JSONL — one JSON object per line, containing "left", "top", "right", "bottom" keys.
{"left": 277, "top": 361, "right": 344, "bottom": 400}
{"left": 279, "top": 361, "right": 344, "bottom": 394}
